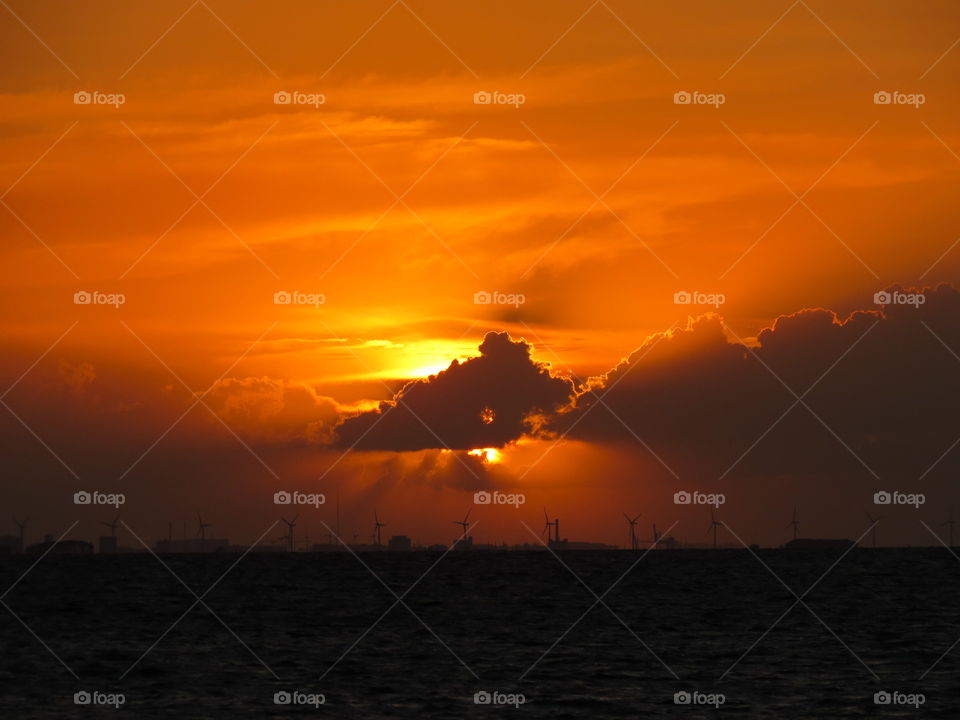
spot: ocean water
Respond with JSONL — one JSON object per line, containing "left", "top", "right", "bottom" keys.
{"left": 0, "top": 548, "right": 958, "bottom": 718}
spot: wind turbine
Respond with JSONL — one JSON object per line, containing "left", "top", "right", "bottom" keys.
{"left": 787, "top": 505, "right": 800, "bottom": 541}
{"left": 13, "top": 518, "right": 26, "bottom": 552}
{"left": 197, "top": 512, "right": 211, "bottom": 552}
{"left": 623, "top": 513, "right": 641, "bottom": 550}
{"left": 373, "top": 510, "right": 385, "bottom": 547}
{"left": 100, "top": 514, "right": 119, "bottom": 539}
{"left": 281, "top": 514, "right": 298, "bottom": 552}
{"left": 453, "top": 509, "right": 471, "bottom": 547}
{"left": 864, "top": 512, "right": 880, "bottom": 548}
{"left": 542, "top": 508, "right": 559, "bottom": 545}
{"left": 943, "top": 506, "right": 956, "bottom": 548}
{"left": 707, "top": 510, "right": 721, "bottom": 548}
{"left": 652, "top": 523, "right": 661, "bottom": 547}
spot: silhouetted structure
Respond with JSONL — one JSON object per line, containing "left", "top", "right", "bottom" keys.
{"left": 623, "top": 513, "right": 640, "bottom": 550}
{"left": 864, "top": 512, "right": 881, "bottom": 548}
{"left": 453, "top": 510, "right": 471, "bottom": 549}
{"left": 543, "top": 509, "right": 561, "bottom": 548}
{"left": 14, "top": 518, "right": 27, "bottom": 552}
{"left": 388, "top": 535, "right": 412, "bottom": 551}
{"left": 98, "top": 514, "right": 119, "bottom": 554}
{"left": 707, "top": 510, "right": 722, "bottom": 548}
{"left": 26, "top": 535, "right": 92, "bottom": 555}
{"left": 649, "top": 523, "right": 680, "bottom": 549}
{"left": 197, "top": 512, "right": 212, "bottom": 552}
{"left": 281, "top": 515, "right": 298, "bottom": 552}
{"left": 787, "top": 505, "right": 800, "bottom": 541}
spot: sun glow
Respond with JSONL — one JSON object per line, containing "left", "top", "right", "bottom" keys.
{"left": 468, "top": 447, "right": 501, "bottom": 463}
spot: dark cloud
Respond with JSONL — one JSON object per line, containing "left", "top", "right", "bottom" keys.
{"left": 553, "top": 283, "right": 960, "bottom": 484}
{"left": 203, "top": 377, "right": 342, "bottom": 444}
{"left": 335, "top": 331, "right": 575, "bottom": 451}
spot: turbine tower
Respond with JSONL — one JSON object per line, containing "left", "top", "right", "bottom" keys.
{"left": 652, "top": 523, "right": 661, "bottom": 547}
{"left": 100, "top": 514, "right": 119, "bottom": 538}
{"left": 787, "top": 505, "right": 800, "bottom": 541}
{"left": 707, "top": 510, "right": 721, "bottom": 548}
{"left": 13, "top": 518, "right": 26, "bottom": 552}
{"left": 197, "top": 512, "right": 211, "bottom": 553}
{"left": 281, "top": 514, "right": 298, "bottom": 552}
{"left": 542, "top": 508, "right": 559, "bottom": 545}
{"left": 373, "top": 510, "right": 385, "bottom": 547}
{"left": 864, "top": 512, "right": 880, "bottom": 548}
{"left": 453, "top": 509, "right": 471, "bottom": 548}
{"left": 623, "top": 513, "right": 640, "bottom": 550}
{"left": 943, "top": 506, "right": 956, "bottom": 548}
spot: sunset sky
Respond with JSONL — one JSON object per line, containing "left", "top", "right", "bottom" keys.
{"left": 2, "top": 0, "right": 960, "bottom": 548}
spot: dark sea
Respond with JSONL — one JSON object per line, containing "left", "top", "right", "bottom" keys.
{"left": 1, "top": 548, "right": 957, "bottom": 718}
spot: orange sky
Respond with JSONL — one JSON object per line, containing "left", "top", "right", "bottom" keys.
{"left": 2, "top": 1, "right": 960, "bottom": 548}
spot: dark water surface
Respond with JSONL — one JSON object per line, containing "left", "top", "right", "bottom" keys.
{"left": 1, "top": 548, "right": 958, "bottom": 718}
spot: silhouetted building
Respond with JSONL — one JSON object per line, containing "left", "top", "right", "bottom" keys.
{"left": 26, "top": 536, "right": 92, "bottom": 555}
{"left": 387, "top": 535, "right": 411, "bottom": 551}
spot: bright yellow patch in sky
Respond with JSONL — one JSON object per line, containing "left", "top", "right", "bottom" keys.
{"left": 468, "top": 448, "right": 501, "bottom": 463}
